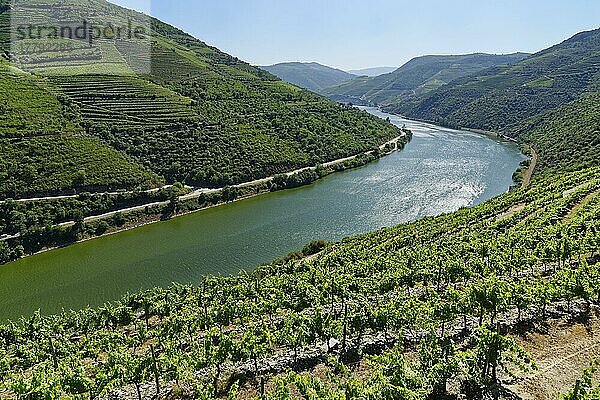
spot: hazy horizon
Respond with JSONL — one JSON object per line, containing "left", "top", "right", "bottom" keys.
{"left": 107, "top": 1, "right": 600, "bottom": 71}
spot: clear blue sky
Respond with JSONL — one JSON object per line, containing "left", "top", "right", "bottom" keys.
{"left": 110, "top": 0, "right": 600, "bottom": 70}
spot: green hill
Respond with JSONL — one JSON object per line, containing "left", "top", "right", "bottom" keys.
{"left": 0, "top": 60, "right": 161, "bottom": 197}
{"left": 517, "top": 91, "right": 600, "bottom": 175}
{"left": 323, "top": 53, "right": 529, "bottom": 105}
{"left": 261, "top": 62, "right": 357, "bottom": 93}
{"left": 0, "top": 0, "right": 401, "bottom": 198}
{"left": 389, "top": 28, "right": 600, "bottom": 136}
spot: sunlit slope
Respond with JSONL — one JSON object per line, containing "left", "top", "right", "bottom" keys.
{"left": 0, "top": 60, "right": 159, "bottom": 198}
{"left": 0, "top": 61, "right": 81, "bottom": 137}
{"left": 0, "top": 0, "right": 402, "bottom": 197}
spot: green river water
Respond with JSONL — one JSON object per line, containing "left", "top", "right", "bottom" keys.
{"left": 0, "top": 108, "right": 527, "bottom": 320}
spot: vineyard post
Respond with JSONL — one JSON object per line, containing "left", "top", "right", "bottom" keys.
{"left": 150, "top": 344, "right": 160, "bottom": 395}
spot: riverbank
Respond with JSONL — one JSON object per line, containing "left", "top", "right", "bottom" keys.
{"left": 377, "top": 106, "right": 521, "bottom": 144}
{"left": 517, "top": 145, "right": 538, "bottom": 187}
{"left": 1, "top": 132, "right": 410, "bottom": 264}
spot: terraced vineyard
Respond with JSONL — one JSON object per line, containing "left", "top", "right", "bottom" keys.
{"left": 323, "top": 53, "right": 529, "bottom": 106}
{"left": 517, "top": 91, "right": 600, "bottom": 175}
{"left": 49, "top": 75, "right": 198, "bottom": 130}
{"left": 0, "top": 0, "right": 402, "bottom": 197}
{"left": 0, "top": 61, "right": 160, "bottom": 199}
{"left": 0, "top": 5, "right": 9, "bottom": 51}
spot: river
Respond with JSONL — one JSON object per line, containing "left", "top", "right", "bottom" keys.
{"left": 0, "top": 107, "right": 526, "bottom": 320}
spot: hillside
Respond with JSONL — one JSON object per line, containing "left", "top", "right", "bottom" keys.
{"left": 0, "top": 0, "right": 401, "bottom": 200}
{"left": 0, "top": 103, "right": 599, "bottom": 398}
{"left": 517, "top": 91, "right": 600, "bottom": 175}
{"left": 323, "top": 53, "right": 529, "bottom": 105}
{"left": 0, "top": 0, "right": 409, "bottom": 265}
{"left": 260, "top": 62, "right": 357, "bottom": 92}
{"left": 390, "top": 28, "right": 600, "bottom": 136}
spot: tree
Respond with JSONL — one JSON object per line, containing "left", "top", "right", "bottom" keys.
{"left": 95, "top": 220, "right": 109, "bottom": 236}
{"left": 0, "top": 241, "right": 11, "bottom": 263}
{"left": 71, "top": 211, "right": 85, "bottom": 238}
{"left": 168, "top": 194, "right": 180, "bottom": 216}
{"left": 72, "top": 169, "right": 87, "bottom": 187}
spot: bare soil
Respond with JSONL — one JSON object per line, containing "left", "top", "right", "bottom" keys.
{"left": 508, "top": 311, "right": 600, "bottom": 400}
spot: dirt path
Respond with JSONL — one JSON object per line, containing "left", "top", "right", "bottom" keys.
{"left": 0, "top": 185, "right": 178, "bottom": 204}
{"left": 496, "top": 203, "right": 527, "bottom": 221}
{"left": 565, "top": 188, "right": 600, "bottom": 221}
{"left": 508, "top": 312, "right": 600, "bottom": 400}
{"left": 522, "top": 146, "right": 538, "bottom": 188}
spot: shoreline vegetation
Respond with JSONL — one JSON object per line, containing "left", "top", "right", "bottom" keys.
{"left": 0, "top": 131, "right": 411, "bottom": 265}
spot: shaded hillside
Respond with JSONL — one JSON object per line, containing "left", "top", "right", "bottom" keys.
{"left": 391, "top": 28, "right": 600, "bottom": 135}
{"left": 323, "top": 53, "right": 528, "bottom": 105}
{"left": 261, "top": 62, "right": 357, "bottom": 92}
{"left": 517, "top": 91, "right": 600, "bottom": 175}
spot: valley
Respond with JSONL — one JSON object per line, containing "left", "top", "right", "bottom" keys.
{"left": 0, "top": 1, "right": 599, "bottom": 399}
{"left": 0, "top": 108, "right": 525, "bottom": 320}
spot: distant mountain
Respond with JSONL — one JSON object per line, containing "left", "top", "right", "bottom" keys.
{"left": 323, "top": 53, "right": 529, "bottom": 106}
{"left": 389, "top": 28, "right": 600, "bottom": 136}
{"left": 347, "top": 67, "right": 397, "bottom": 77}
{"left": 261, "top": 62, "right": 357, "bottom": 93}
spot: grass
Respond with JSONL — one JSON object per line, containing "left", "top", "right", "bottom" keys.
{"left": 0, "top": 62, "right": 82, "bottom": 137}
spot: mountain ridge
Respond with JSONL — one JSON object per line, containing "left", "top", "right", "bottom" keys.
{"left": 347, "top": 66, "right": 397, "bottom": 77}
{"left": 260, "top": 61, "right": 357, "bottom": 92}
